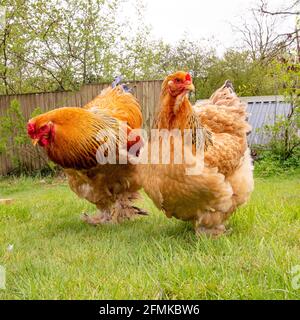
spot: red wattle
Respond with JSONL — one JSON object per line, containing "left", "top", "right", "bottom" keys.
{"left": 27, "top": 122, "right": 36, "bottom": 137}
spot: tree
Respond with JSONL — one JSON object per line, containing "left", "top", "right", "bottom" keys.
{"left": 22, "top": 0, "right": 121, "bottom": 90}
{"left": 0, "top": 99, "right": 56, "bottom": 175}
{"left": 198, "top": 50, "right": 278, "bottom": 97}
{"left": 260, "top": 0, "right": 300, "bottom": 16}
{"left": 0, "top": 0, "right": 122, "bottom": 94}
{"left": 259, "top": 0, "right": 300, "bottom": 61}
{"left": 260, "top": 57, "right": 300, "bottom": 160}
{"left": 116, "top": 1, "right": 171, "bottom": 81}
{"left": 0, "top": 0, "right": 31, "bottom": 94}
{"left": 233, "top": 7, "right": 292, "bottom": 63}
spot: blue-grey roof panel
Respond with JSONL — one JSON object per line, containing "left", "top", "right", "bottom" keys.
{"left": 245, "top": 97, "right": 291, "bottom": 145}
{"left": 196, "top": 96, "right": 292, "bottom": 146}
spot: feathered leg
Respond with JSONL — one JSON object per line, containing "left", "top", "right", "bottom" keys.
{"left": 110, "top": 192, "right": 148, "bottom": 223}
{"left": 82, "top": 192, "right": 148, "bottom": 225}
{"left": 226, "top": 149, "right": 254, "bottom": 210}
{"left": 194, "top": 210, "right": 232, "bottom": 237}
{"left": 81, "top": 206, "right": 112, "bottom": 225}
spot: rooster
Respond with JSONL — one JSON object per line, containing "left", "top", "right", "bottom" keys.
{"left": 139, "top": 71, "right": 254, "bottom": 236}
{"left": 27, "top": 83, "right": 147, "bottom": 225}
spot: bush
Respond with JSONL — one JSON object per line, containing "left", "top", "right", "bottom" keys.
{"left": 254, "top": 61, "right": 300, "bottom": 177}
{"left": 253, "top": 148, "right": 300, "bottom": 177}
{"left": 0, "top": 99, "right": 58, "bottom": 176}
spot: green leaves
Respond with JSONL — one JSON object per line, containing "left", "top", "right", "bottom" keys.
{"left": 0, "top": 99, "right": 56, "bottom": 175}
{"left": 0, "top": 0, "right": 121, "bottom": 93}
{"left": 0, "top": 99, "right": 29, "bottom": 153}
{"left": 258, "top": 59, "right": 300, "bottom": 161}
{"left": 0, "top": 0, "right": 297, "bottom": 102}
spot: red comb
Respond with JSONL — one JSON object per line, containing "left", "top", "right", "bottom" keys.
{"left": 27, "top": 122, "right": 36, "bottom": 136}
{"left": 185, "top": 73, "right": 192, "bottom": 81}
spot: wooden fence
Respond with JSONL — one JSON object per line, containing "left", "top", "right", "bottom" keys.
{"left": 0, "top": 80, "right": 163, "bottom": 175}
{"left": 0, "top": 80, "right": 290, "bottom": 176}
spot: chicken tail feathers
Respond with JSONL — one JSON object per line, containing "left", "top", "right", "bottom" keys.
{"left": 111, "top": 75, "right": 132, "bottom": 93}
{"left": 111, "top": 75, "right": 123, "bottom": 88}
{"left": 223, "top": 80, "right": 234, "bottom": 92}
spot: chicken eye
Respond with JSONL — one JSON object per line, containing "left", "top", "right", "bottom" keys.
{"left": 174, "top": 78, "right": 181, "bottom": 83}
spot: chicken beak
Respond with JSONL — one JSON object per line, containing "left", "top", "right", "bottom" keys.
{"left": 32, "top": 139, "right": 39, "bottom": 146}
{"left": 185, "top": 83, "right": 195, "bottom": 92}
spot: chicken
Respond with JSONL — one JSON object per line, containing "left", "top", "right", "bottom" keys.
{"left": 27, "top": 84, "right": 147, "bottom": 225}
{"left": 138, "top": 71, "right": 254, "bottom": 236}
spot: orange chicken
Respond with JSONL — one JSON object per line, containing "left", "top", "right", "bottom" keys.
{"left": 27, "top": 85, "right": 147, "bottom": 224}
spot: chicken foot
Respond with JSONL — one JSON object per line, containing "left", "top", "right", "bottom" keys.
{"left": 194, "top": 210, "right": 232, "bottom": 238}
{"left": 81, "top": 209, "right": 112, "bottom": 226}
{"left": 110, "top": 202, "right": 148, "bottom": 223}
{"left": 195, "top": 224, "right": 226, "bottom": 237}
{"left": 82, "top": 198, "right": 148, "bottom": 226}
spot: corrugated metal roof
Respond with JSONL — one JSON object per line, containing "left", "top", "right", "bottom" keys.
{"left": 241, "top": 96, "right": 292, "bottom": 145}
{"left": 196, "top": 95, "right": 292, "bottom": 145}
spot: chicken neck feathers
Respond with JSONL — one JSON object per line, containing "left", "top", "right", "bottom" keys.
{"left": 40, "top": 107, "right": 124, "bottom": 170}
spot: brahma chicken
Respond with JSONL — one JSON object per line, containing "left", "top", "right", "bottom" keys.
{"left": 27, "top": 83, "right": 146, "bottom": 225}
{"left": 139, "top": 71, "right": 254, "bottom": 236}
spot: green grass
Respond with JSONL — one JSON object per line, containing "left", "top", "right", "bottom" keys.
{"left": 0, "top": 173, "right": 299, "bottom": 300}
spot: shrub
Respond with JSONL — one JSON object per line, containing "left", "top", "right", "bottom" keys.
{"left": 0, "top": 99, "right": 58, "bottom": 176}
{"left": 253, "top": 147, "right": 300, "bottom": 177}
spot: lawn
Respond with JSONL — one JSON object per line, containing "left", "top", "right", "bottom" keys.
{"left": 0, "top": 173, "right": 299, "bottom": 300}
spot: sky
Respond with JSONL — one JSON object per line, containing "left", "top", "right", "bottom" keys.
{"left": 121, "top": 0, "right": 296, "bottom": 55}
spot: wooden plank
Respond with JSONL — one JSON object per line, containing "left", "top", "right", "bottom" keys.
{"left": 143, "top": 81, "right": 149, "bottom": 131}
{"left": 0, "top": 81, "right": 162, "bottom": 175}
{"left": 152, "top": 80, "right": 162, "bottom": 127}
{"left": 147, "top": 81, "right": 155, "bottom": 131}
{"left": 0, "top": 95, "right": 8, "bottom": 175}
{"left": 0, "top": 199, "right": 14, "bottom": 205}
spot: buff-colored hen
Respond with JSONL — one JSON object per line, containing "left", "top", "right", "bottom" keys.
{"left": 138, "top": 72, "right": 254, "bottom": 236}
